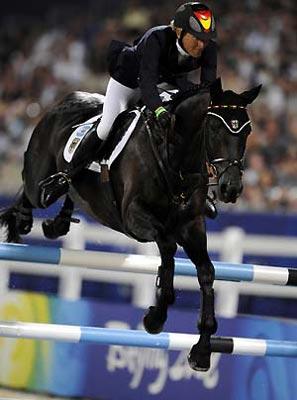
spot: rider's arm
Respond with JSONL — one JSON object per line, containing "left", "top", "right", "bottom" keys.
{"left": 138, "top": 34, "right": 164, "bottom": 112}
{"left": 174, "top": 75, "right": 198, "bottom": 91}
{"left": 200, "top": 40, "right": 217, "bottom": 84}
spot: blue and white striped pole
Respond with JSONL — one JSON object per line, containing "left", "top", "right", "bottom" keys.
{"left": 0, "top": 243, "right": 296, "bottom": 286}
{"left": 0, "top": 321, "right": 296, "bottom": 358}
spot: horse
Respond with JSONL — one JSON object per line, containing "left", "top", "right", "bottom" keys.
{"left": 0, "top": 78, "right": 261, "bottom": 371}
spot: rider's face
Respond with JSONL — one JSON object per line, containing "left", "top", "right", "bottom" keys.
{"left": 182, "top": 33, "right": 208, "bottom": 58}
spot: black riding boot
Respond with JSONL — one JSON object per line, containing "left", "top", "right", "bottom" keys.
{"left": 39, "top": 129, "right": 104, "bottom": 208}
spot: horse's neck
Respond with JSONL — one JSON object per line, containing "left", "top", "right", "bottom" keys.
{"left": 179, "top": 123, "right": 206, "bottom": 173}
{"left": 174, "top": 93, "right": 209, "bottom": 174}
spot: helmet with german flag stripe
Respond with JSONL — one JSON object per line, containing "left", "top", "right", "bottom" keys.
{"left": 173, "top": 2, "right": 216, "bottom": 40}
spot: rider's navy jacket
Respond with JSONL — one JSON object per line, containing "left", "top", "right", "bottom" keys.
{"left": 108, "top": 25, "right": 217, "bottom": 111}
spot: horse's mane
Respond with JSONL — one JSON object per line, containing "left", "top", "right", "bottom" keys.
{"left": 163, "top": 85, "right": 210, "bottom": 112}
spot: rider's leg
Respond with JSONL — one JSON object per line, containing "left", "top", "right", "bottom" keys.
{"left": 96, "top": 78, "right": 137, "bottom": 140}
{"left": 39, "top": 78, "right": 137, "bottom": 208}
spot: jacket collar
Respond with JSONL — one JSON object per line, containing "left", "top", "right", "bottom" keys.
{"left": 176, "top": 39, "right": 190, "bottom": 57}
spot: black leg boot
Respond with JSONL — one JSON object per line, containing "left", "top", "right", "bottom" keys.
{"left": 205, "top": 195, "right": 218, "bottom": 219}
{"left": 39, "top": 128, "right": 104, "bottom": 208}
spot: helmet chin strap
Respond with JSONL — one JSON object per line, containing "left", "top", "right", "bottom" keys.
{"left": 176, "top": 30, "right": 190, "bottom": 56}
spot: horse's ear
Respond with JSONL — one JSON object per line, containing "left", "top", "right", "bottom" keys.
{"left": 239, "top": 85, "right": 262, "bottom": 105}
{"left": 210, "top": 78, "right": 223, "bottom": 103}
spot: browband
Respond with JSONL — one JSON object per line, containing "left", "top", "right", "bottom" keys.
{"left": 207, "top": 111, "right": 251, "bottom": 134}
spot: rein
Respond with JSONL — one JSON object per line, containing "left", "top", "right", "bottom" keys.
{"left": 141, "top": 109, "right": 207, "bottom": 206}
{"left": 141, "top": 112, "right": 177, "bottom": 200}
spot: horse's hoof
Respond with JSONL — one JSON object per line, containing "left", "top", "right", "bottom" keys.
{"left": 18, "top": 221, "right": 33, "bottom": 235}
{"left": 188, "top": 357, "right": 210, "bottom": 372}
{"left": 16, "top": 212, "right": 33, "bottom": 235}
{"left": 143, "top": 306, "right": 166, "bottom": 334}
{"left": 188, "top": 343, "right": 211, "bottom": 372}
{"left": 42, "top": 219, "right": 60, "bottom": 239}
{"left": 42, "top": 217, "right": 71, "bottom": 240}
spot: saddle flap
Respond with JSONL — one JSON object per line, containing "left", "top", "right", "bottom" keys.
{"left": 102, "top": 110, "right": 141, "bottom": 161}
{"left": 63, "top": 115, "right": 101, "bottom": 163}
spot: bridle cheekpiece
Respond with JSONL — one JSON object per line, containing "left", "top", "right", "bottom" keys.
{"left": 206, "top": 104, "right": 250, "bottom": 185}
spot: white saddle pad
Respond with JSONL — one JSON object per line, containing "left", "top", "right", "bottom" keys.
{"left": 63, "top": 115, "right": 101, "bottom": 163}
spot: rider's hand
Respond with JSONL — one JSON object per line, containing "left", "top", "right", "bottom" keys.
{"left": 155, "top": 107, "right": 174, "bottom": 132}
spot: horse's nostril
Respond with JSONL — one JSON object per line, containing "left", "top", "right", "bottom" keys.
{"left": 220, "top": 183, "right": 242, "bottom": 202}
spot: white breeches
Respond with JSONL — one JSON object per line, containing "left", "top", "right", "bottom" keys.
{"left": 96, "top": 77, "right": 138, "bottom": 140}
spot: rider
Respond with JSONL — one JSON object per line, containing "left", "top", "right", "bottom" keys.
{"left": 39, "top": 2, "right": 217, "bottom": 208}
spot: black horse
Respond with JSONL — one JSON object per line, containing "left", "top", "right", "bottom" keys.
{"left": 0, "top": 78, "right": 261, "bottom": 371}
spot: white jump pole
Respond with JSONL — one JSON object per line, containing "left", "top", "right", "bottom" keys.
{"left": 0, "top": 243, "right": 296, "bottom": 286}
{"left": 0, "top": 321, "right": 296, "bottom": 358}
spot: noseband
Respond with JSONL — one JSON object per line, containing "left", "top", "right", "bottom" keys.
{"left": 209, "top": 158, "right": 244, "bottom": 182}
{"left": 206, "top": 104, "right": 250, "bottom": 184}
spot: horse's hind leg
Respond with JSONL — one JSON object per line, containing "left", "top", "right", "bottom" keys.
{"left": 42, "top": 195, "right": 76, "bottom": 240}
{"left": 15, "top": 192, "right": 34, "bottom": 235}
{"left": 178, "top": 217, "right": 217, "bottom": 371}
{"left": 23, "top": 145, "right": 77, "bottom": 239}
{"left": 143, "top": 237, "right": 177, "bottom": 334}
{"left": 22, "top": 145, "right": 57, "bottom": 209}
{"left": 0, "top": 190, "right": 33, "bottom": 243}
{"left": 0, "top": 142, "right": 54, "bottom": 242}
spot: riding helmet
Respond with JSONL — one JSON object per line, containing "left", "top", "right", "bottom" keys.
{"left": 173, "top": 2, "right": 216, "bottom": 40}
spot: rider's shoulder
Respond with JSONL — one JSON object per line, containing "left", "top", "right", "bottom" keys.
{"left": 146, "top": 25, "right": 174, "bottom": 35}
{"left": 134, "top": 25, "right": 174, "bottom": 46}
{"left": 200, "top": 39, "right": 217, "bottom": 58}
{"left": 206, "top": 39, "right": 217, "bottom": 51}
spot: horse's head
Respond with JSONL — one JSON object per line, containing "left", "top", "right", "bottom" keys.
{"left": 205, "top": 78, "right": 261, "bottom": 203}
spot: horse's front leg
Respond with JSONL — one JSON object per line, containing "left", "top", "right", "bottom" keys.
{"left": 123, "top": 198, "right": 177, "bottom": 334}
{"left": 42, "top": 195, "right": 76, "bottom": 239}
{"left": 178, "top": 217, "right": 217, "bottom": 371}
{"left": 143, "top": 237, "right": 177, "bottom": 334}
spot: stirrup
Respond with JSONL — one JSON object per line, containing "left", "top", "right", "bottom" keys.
{"left": 39, "top": 172, "right": 71, "bottom": 208}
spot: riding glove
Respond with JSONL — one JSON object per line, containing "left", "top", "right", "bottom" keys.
{"left": 155, "top": 106, "right": 174, "bottom": 132}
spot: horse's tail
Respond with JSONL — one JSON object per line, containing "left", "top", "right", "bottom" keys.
{"left": 0, "top": 188, "right": 24, "bottom": 243}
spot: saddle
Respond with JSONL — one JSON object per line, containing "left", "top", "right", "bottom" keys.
{"left": 63, "top": 89, "right": 179, "bottom": 171}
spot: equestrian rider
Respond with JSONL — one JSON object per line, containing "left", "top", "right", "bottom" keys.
{"left": 39, "top": 2, "right": 217, "bottom": 208}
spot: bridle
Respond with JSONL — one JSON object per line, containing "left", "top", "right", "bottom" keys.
{"left": 206, "top": 104, "right": 250, "bottom": 185}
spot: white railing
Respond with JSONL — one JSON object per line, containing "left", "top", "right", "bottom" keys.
{"left": 27, "top": 217, "right": 297, "bottom": 258}
{"left": 0, "top": 217, "right": 296, "bottom": 318}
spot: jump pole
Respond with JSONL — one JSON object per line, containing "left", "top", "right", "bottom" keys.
{"left": 0, "top": 243, "right": 296, "bottom": 286}
{"left": 0, "top": 321, "right": 296, "bottom": 358}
